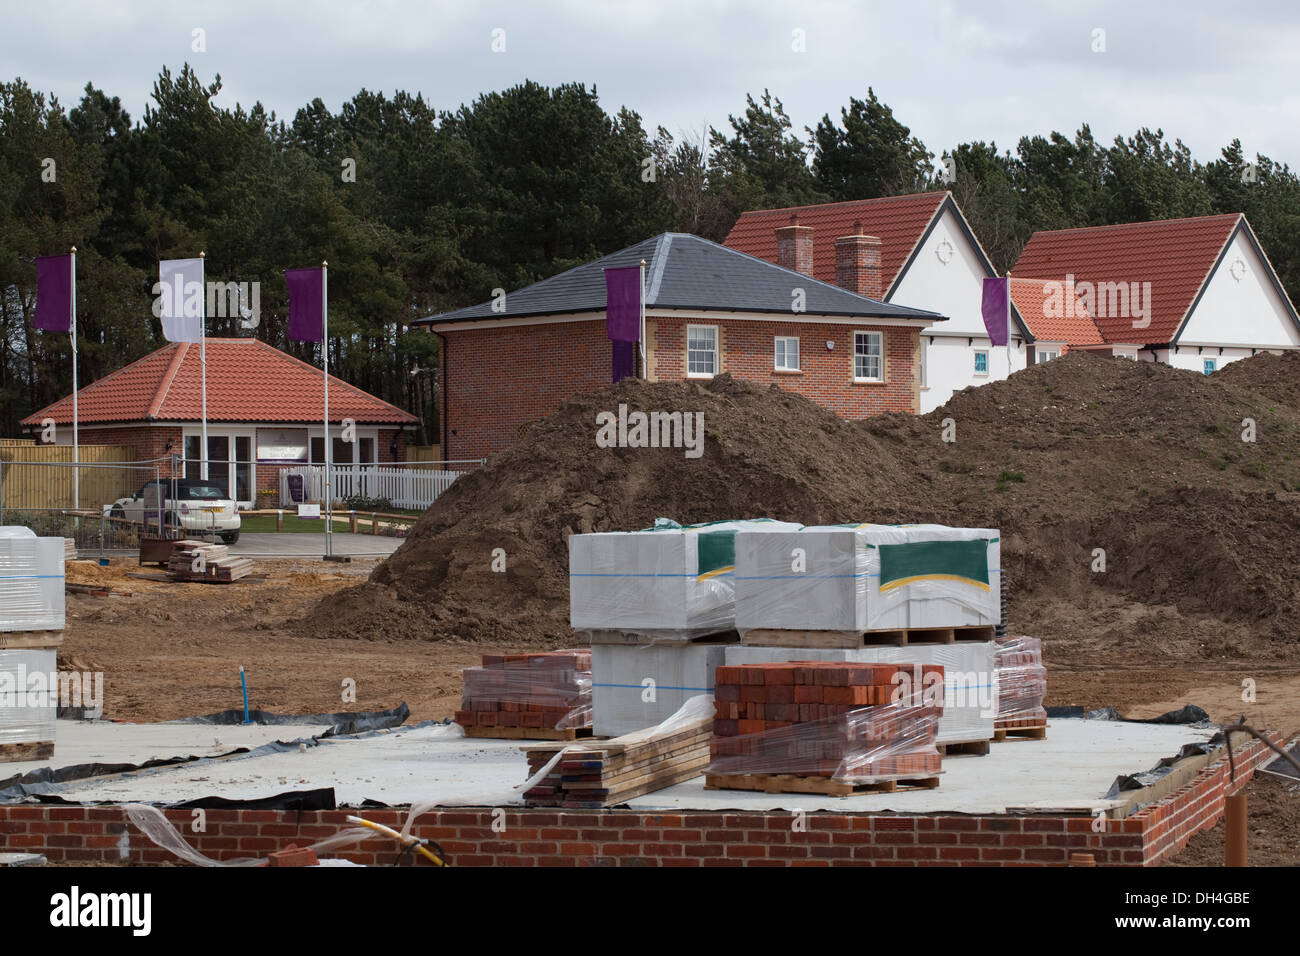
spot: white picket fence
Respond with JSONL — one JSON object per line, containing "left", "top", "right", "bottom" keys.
{"left": 279, "top": 465, "right": 467, "bottom": 511}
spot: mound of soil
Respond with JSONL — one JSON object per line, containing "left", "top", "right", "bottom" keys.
{"left": 299, "top": 351, "right": 1300, "bottom": 664}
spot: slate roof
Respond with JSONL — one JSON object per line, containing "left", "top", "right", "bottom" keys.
{"left": 22, "top": 338, "right": 418, "bottom": 427}
{"left": 414, "top": 233, "right": 945, "bottom": 326}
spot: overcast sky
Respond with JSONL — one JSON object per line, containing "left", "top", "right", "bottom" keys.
{"left": 4, "top": 0, "right": 1298, "bottom": 168}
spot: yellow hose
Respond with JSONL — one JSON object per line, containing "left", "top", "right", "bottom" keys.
{"left": 345, "top": 815, "right": 446, "bottom": 866}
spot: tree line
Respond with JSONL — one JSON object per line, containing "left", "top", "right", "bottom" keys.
{"left": 2, "top": 66, "right": 1296, "bottom": 441}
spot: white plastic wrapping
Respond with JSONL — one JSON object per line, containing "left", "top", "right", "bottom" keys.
{"left": 0, "top": 648, "right": 58, "bottom": 747}
{"left": 725, "top": 642, "right": 997, "bottom": 745}
{"left": 735, "top": 523, "right": 1000, "bottom": 634}
{"left": 569, "top": 518, "right": 803, "bottom": 636}
{"left": 0, "top": 530, "right": 65, "bottom": 633}
{"left": 591, "top": 642, "right": 727, "bottom": 737}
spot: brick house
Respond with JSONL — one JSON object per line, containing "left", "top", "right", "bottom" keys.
{"left": 724, "top": 192, "right": 1033, "bottom": 412}
{"left": 1013, "top": 213, "right": 1300, "bottom": 372}
{"left": 20, "top": 338, "right": 416, "bottom": 507}
{"left": 414, "top": 233, "right": 946, "bottom": 462}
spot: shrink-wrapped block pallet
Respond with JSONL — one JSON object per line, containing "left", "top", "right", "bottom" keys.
{"left": 735, "top": 523, "right": 1000, "bottom": 636}
{"left": 591, "top": 643, "right": 727, "bottom": 737}
{"left": 569, "top": 518, "right": 801, "bottom": 639}
{"left": 705, "top": 661, "right": 943, "bottom": 796}
{"left": 0, "top": 647, "right": 57, "bottom": 762}
{"left": 455, "top": 651, "right": 592, "bottom": 739}
{"left": 0, "top": 529, "right": 65, "bottom": 633}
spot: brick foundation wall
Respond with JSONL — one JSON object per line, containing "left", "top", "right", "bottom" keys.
{"left": 0, "top": 734, "right": 1277, "bottom": 867}
{"left": 440, "top": 316, "right": 922, "bottom": 462}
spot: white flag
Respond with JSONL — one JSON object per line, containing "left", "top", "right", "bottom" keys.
{"left": 157, "top": 258, "right": 205, "bottom": 342}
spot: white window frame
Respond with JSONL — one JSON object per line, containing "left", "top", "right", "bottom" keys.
{"left": 686, "top": 324, "right": 718, "bottom": 378}
{"left": 919, "top": 337, "right": 928, "bottom": 389}
{"left": 1037, "top": 348, "right": 1060, "bottom": 364}
{"left": 853, "top": 331, "right": 884, "bottom": 382}
{"left": 1203, "top": 358, "right": 1217, "bottom": 375}
{"left": 774, "top": 336, "right": 800, "bottom": 371}
{"left": 973, "top": 349, "right": 990, "bottom": 376}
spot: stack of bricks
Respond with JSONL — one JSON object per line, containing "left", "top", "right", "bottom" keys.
{"left": 994, "top": 636, "right": 1047, "bottom": 730}
{"left": 455, "top": 651, "right": 592, "bottom": 731}
{"left": 709, "top": 662, "right": 943, "bottom": 781}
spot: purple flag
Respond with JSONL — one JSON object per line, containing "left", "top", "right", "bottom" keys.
{"left": 981, "top": 277, "right": 1010, "bottom": 347}
{"left": 612, "top": 340, "right": 637, "bottom": 383}
{"left": 286, "top": 267, "right": 325, "bottom": 342}
{"left": 35, "top": 254, "right": 73, "bottom": 333}
{"left": 604, "top": 266, "right": 641, "bottom": 342}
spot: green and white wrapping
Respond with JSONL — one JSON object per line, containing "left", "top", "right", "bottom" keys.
{"left": 0, "top": 528, "right": 66, "bottom": 633}
{"left": 734, "top": 524, "right": 1001, "bottom": 633}
{"left": 725, "top": 643, "right": 997, "bottom": 745}
{"left": 569, "top": 518, "right": 803, "bottom": 636}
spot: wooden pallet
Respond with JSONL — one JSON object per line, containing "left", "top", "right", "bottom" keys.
{"left": 0, "top": 634, "right": 63, "bottom": 649}
{"left": 704, "top": 771, "right": 942, "bottom": 797}
{"left": 464, "top": 725, "right": 594, "bottom": 741}
{"left": 741, "top": 625, "right": 996, "bottom": 648}
{"left": 938, "top": 739, "right": 991, "bottom": 757}
{"left": 993, "top": 724, "right": 1048, "bottom": 742}
{"left": 0, "top": 740, "right": 54, "bottom": 764}
{"left": 580, "top": 628, "right": 739, "bottom": 646}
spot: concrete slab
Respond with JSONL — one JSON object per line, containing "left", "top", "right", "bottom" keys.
{"left": 229, "top": 533, "right": 402, "bottom": 558}
{"left": 24, "top": 718, "right": 1216, "bottom": 814}
{"left": 0, "top": 719, "right": 336, "bottom": 784}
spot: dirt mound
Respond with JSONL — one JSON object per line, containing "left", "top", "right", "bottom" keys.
{"left": 1215, "top": 349, "right": 1300, "bottom": 410}
{"left": 300, "top": 351, "right": 1300, "bottom": 663}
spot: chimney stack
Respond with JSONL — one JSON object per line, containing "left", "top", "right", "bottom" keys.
{"left": 835, "top": 221, "right": 883, "bottom": 299}
{"left": 774, "top": 214, "right": 815, "bottom": 276}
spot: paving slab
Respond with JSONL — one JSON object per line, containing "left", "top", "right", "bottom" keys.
{"left": 228, "top": 532, "right": 402, "bottom": 558}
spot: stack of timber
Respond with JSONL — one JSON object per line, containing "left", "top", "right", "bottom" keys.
{"left": 166, "top": 540, "right": 255, "bottom": 583}
{"left": 523, "top": 711, "right": 713, "bottom": 808}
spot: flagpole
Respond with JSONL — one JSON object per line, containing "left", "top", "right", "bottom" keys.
{"left": 322, "top": 261, "right": 332, "bottom": 558}
{"left": 70, "top": 247, "right": 78, "bottom": 512}
{"left": 199, "top": 251, "right": 208, "bottom": 482}
{"left": 1005, "top": 271, "right": 1012, "bottom": 376}
{"left": 639, "top": 259, "right": 647, "bottom": 379}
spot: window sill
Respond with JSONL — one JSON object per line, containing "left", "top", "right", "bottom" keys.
{"left": 686, "top": 373, "right": 715, "bottom": 380}
{"left": 973, "top": 373, "right": 989, "bottom": 378}
{"left": 773, "top": 368, "right": 803, "bottom": 375}
{"left": 851, "top": 378, "right": 886, "bottom": 386}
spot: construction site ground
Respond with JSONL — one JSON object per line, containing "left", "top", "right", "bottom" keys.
{"left": 46, "top": 554, "right": 1299, "bottom": 865}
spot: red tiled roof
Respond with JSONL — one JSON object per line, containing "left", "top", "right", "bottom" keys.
{"left": 22, "top": 338, "right": 417, "bottom": 427}
{"left": 723, "top": 192, "right": 950, "bottom": 293}
{"left": 1012, "top": 214, "right": 1243, "bottom": 344}
{"left": 1008, "top": 278, "right": 1104, "bottom": 346}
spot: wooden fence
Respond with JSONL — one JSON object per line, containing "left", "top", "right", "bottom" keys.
{"left": 0, "top": 442, "right": 141, "bottom": 510}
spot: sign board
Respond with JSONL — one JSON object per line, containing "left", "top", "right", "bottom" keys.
{"left": 297, "top": 504, "right": 321, "bottom": 519}
{"left": 257, "top": 428, "right": 310, "bottom": 463}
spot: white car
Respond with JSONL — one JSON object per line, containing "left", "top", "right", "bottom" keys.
{"left": 109, "top": 479, "right": 241, "bottom": 544}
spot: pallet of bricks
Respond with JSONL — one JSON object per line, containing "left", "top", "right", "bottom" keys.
{"left": 166, "top": 541, "right": 254, "bottom": 583}
{"left": 993, "top": 636, "right": 1047, "bottom": 741}
{"left": 1, "top": 529, "right": 64, "bottom": 763}
{"left": 455, "top": 650, "right": 593, "bottom": 740}
{"left": 522, "top": 697, "right": 712, "bottom": 807}
{"left": 706, "top": 661, "right": 944, "bottom": 796}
